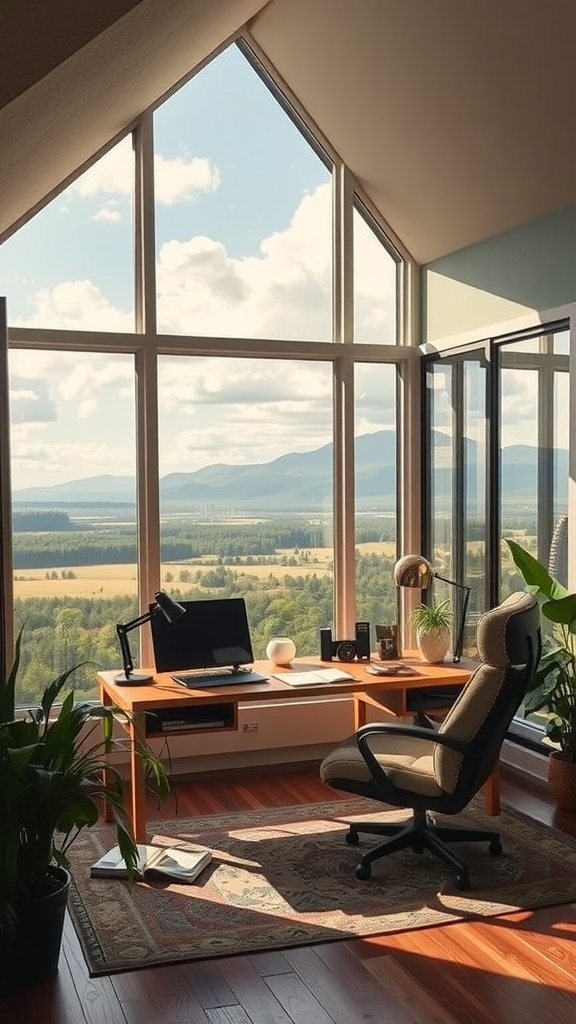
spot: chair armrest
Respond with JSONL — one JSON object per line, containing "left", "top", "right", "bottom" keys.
{"left": 354, "top": 722, "right": 476, "bottom": 796}
{"left": 356, "top": 721, "right": 471, "bottom": 756}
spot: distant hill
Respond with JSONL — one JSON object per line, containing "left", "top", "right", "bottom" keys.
{"left": 11, "top": 432, "right": 567, "bottom": 510}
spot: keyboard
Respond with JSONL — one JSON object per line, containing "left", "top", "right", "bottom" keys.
{"left": 171, "top": 668, "right": 269, "bottom": 688}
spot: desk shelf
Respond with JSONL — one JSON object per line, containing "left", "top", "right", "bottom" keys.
{"left": 145, "top": 702, "right": 237, "bottom": 737}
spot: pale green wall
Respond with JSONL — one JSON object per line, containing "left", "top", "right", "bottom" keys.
{"left": 423, "top": 203, "right": 576, "bottom": 344}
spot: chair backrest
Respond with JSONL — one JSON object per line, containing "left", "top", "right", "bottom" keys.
{"left": 433, "top": 591, "right": 541, "bottom": 806}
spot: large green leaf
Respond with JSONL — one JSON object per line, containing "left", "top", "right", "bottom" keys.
{"left": 0, "top": 628, "right": 22, "bottom": 724}
{"left": 505, "top": 538, "right": 568, "bottom": 600}
{"left": 542, "top": 594, "right": 576, "bottom": 628}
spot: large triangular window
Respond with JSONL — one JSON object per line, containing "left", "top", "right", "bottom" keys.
{"left": 153, "top": 43, "right": 333, "bottom": 341}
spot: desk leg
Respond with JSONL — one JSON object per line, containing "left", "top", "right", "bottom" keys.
{"left": 484, "top": 765, "right": 501, "bottom": 816}
{"left": 129, "top": 714, "right": 148, "bottom": 843}
{"left": 100, "top": 683, "right": 114, "bottom": 823}
{"left": 353, "top": 695, "right": 367, "bottom": 730}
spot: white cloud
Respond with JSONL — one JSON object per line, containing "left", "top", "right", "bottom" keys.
{"left": 14, "top": 280, "right": 133, "bottom": 331}
{"left": 68, "top": 139, "right": 220, "bottom": 206}
{"left": 9, "top": 380, "right": 57, "bottom": 424}
{"left": 58, "top": 358, "right": 132, "bottom": 417}
{"left": 92, "top": 206, "right": 121, "bottom": 223}
{"left": 15, "top": 183, "right": 396, "bottom": 343}
{"left": 11, "top": 440, "right": 135, "bottom": 486}
{"left": 156, "top": 184, "right": 334, "bottom": 340}
{"left": 154, "top": 154, "right": 220, "bottom": 205}
{"left": 70, "top": 140, "right": 133, "bottom": 199}
{"left": 158, "top": 358, "right": 349, "bottom": 474}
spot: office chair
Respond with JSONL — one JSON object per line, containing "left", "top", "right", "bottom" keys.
{"left": 320, "top": 591, "right": 541, "bottom": 890}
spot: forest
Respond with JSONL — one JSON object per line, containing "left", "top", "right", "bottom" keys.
{"left": 10, "top": 512, "right": 526, "bottom": 706}
{"left": 12, "top": 518, "right": 395, "bottom": 568}
{"left": 13, "top": 552, "right": 397, "bottom": 705}
{"left": 11, "top": 511, "right": 398, "bottom": 704}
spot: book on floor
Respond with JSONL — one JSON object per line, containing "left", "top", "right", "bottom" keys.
{"left": 90, "top": 843, "right": 212, "bottom": 882}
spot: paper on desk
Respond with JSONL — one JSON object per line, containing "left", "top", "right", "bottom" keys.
{"left": 272, "top": 668, "right": 355, "bottom": 685}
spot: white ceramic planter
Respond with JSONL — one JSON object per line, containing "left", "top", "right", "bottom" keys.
{"left": 266, "top": 637, "right": 296, "bottom": 665}
{"left": 417, "top": 627, "right": 450, "bottom": 664}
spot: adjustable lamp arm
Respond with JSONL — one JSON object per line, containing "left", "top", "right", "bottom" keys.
{"left": 114, "top": 591, "right": 186, "bottom": 685}
{"left": 433, "top": 573, "right": 471, "bottom": 664}
{"left": 116, "top": 611, "right": 154, "bottom": 680}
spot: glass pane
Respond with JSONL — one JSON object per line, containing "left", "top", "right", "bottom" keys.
{"left": 498, "top": 328, "right": 569, "bottom": 733}
{"left": 10, "top": 350, "right": 138, "bottom": 704}
{"left": 500, "top": 364, "right": 538, "bottom": 556}
{"left": 154, "top": 46, "right": 332, "bottom": 341}
{"left": 157, "top": 355, "right": 333, "bottom": 659}
{"left": 353, "top": 201, "right": 398, "bottom": 344}
{"left": 554, "top": 368, "right": 569, "bottom": 547}
{"left": 461, "top": 358, "right": 487, "bottom": 653}
{"left": 428, "top": 363, "right": 454, "bottom": 569}
{"left": 354, "top": 363, "right": 398, "bottom": 652}
{"left": 0, "top": 137, "right": 134, "bottom": 331}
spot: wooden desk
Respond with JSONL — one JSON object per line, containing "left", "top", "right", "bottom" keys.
{"left": 98, "top": 655, "right": 496, "bottom": 842}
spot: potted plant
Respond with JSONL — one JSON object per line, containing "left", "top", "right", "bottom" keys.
{"left": 0, "top": 628, "right": 170, "bottom": 991}
{"left": 506, "top": 538, "right": 576, "bottom": 810}
{"left": 409, "top": 599, "right": 453, "bottom": 663}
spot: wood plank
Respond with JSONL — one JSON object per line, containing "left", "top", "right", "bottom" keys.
{"left": 110, "top": 964, "right": 211, "bottom": 1024}
{"left": 362, "top": 954, "right": 466, "bottom": 1024}
{"left": 264, "top": 970, "right": 341, "bottom": 1024}
{"left": 216, "top": 956, "right": 294, "bottom": 1024}
{"left": 283, "top": 945, "right": 417, "bottom": 1024}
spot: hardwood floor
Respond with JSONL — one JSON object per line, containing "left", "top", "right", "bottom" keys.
{"left": 3, "top": 764, "right": 576, "bottom": 1023}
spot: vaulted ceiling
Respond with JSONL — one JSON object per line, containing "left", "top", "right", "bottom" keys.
{"left": 2, "top": 0, "right": 576, "bottom": 263}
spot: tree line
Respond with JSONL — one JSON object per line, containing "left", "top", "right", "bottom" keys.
{"left": 13, "top": 552, "right": 399, "bottom": 706}
{"left": 12, "top": 518, "right": 396, "bottom": 568}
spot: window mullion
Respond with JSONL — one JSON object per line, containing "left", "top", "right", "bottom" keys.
{"left": 134, "top": 113, "right": 157, "bottom": 336}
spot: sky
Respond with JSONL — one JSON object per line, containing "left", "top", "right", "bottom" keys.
{"left": 0, "top": 44, "right": 557, "bottom": 492}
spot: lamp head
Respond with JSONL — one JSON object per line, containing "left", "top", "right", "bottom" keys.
{"left": 393, "top": 554, "right": 434, "bottom": 589}
{"left": 153, "top": 590, "right": 186, "bottom": 623}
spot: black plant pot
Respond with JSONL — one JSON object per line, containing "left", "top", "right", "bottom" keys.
{"left": 0, "top": 866, "right": 71, "bottom": 993}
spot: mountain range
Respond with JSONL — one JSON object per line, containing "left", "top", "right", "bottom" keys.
{"left": 11, "top": 431, "right": 567, "bottom": 510}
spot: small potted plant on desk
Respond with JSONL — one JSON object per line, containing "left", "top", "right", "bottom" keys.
{"left": 507, "top": 538, "right": 576, "bottom": 810}
{"left": 409, "top": 598, "right": 453, "bottom": 663}
{"left": 0, "top": 628, "right": 170, "bottom": 992}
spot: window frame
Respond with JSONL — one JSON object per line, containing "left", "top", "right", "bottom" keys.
{"left": 0, "top": 36, "right": 417, "bottom": 678}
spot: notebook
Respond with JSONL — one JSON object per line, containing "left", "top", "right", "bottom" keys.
{"left": 150, "top": 596, "right": 269, "bottom": 687}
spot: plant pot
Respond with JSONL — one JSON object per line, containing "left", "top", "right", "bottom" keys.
{"left": 417, "top": 626, "right": 451, "bottom": 664}
{"left": 548, "top": 751, "right": 576, "bottom": 812}
{"left": 0, "top": 866, "right": 70, "bottom": 993}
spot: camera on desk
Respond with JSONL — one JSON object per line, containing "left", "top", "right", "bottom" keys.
{"left": 319, "top": 622, "right": 371, "bottom": 662}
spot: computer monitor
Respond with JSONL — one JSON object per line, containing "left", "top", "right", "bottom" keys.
{"left": 150, "top": 596, "right": 255, "bottom": 673}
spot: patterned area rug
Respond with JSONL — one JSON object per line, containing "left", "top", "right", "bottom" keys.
{"left": 67, "top": 797, "right": 576, "bottom": 976}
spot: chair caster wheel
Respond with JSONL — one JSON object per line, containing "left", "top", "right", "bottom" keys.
{"left": 355, "top": 862, "right": 371, "bottom": 880}
{"left": 345, "top": 829, "right": 360, "bottom": 846}
{"left": 489, "top": 839, "right": 502, "bottom": 855}
{"left": 455, "top": 874, "right": 470, "bottom": 891}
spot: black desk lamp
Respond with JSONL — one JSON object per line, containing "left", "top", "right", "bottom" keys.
{"left": 115, "top": 590, "right": 186, "bottom": 684}
{"left": 393, "top": 554, "right": 471, "bottom": 663}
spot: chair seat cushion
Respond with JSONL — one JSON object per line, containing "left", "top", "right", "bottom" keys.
{"left": 320, "top": 732, "right": 443, "bottom": 798}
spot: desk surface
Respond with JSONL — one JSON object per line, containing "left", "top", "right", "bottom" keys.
{"left": 97, "top": 655, "right": 474, "bottom": 712}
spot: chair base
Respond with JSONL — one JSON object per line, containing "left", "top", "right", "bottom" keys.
{"left": 345, "top": 807, "right": 502, "bottom": 889}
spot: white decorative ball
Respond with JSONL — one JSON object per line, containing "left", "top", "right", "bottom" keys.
{"left": 266, "top": 637, "right": 296, "bottom": 666}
